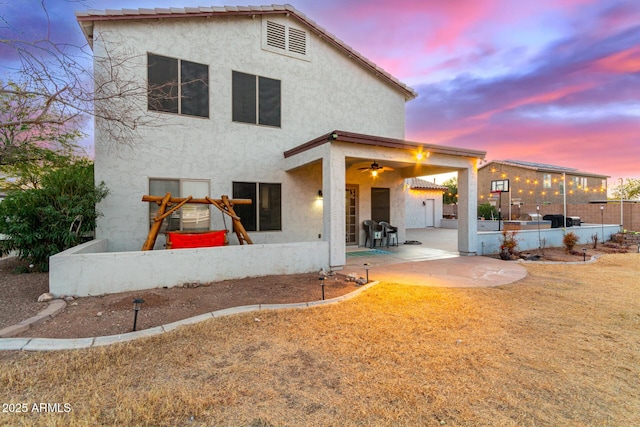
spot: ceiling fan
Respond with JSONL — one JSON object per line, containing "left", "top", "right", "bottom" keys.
{"left": 358, "top": 161, "right": 394, "bottom": 176}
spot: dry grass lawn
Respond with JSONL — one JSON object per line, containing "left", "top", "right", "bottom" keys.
{"left": 1, "top": 254, "right": 639, "bottom": 426}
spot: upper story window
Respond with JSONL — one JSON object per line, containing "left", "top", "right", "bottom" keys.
{"left": 232, "top": 71, "right": 281, "bottom": 127}
{"left": 543, "top": 174, "right": 552, "bottom": 189}
{"left": 262, "top": 18, "right": 310, "bottom": 61}
{"left": 147, "top": 53, "right": 209, "bottom": 118}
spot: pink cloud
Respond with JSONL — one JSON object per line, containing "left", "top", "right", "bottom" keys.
{"left": 470, "top": 83, "right": 596, "bottom": 120}
{"left": 591, "top": 46, "right": 640, "bottom": 73}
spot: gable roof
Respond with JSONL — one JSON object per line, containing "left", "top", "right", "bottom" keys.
{"left": 407, "top": 178, "right": 448, "bottom": 191}
{"left": 76, "top": 4, "right": 417, "bottom": 100}
{"left": 480, "top": 160, "right": 609, "bottom": 179}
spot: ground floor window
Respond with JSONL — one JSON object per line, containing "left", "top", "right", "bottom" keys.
{"left": 232, "top": 182, "right": 281, "bottom": 231}
{"left": 149, "top": 179, "right": 210, "bottom": 232}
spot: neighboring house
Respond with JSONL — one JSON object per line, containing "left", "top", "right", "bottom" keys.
{"left": 59, "top": 5, "right": 485, "bottom": 296}
{"left": 478, "top": 160, "right": 610, "bottom": 216}
{"left": 404, "top": 178, "right": 447, "bottom": 228}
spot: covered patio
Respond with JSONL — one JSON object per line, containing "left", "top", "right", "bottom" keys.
{"left": 284, "top": 131, "right": 486, "bottom": 270}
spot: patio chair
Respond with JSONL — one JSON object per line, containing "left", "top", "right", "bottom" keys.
{"left": 363, "top": 220, "right": 382, "bottom": 248}
{"left": 378, "top": 221, "right": 398, "bottom": 247}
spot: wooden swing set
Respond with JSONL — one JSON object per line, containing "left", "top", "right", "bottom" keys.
{"left": 141, "top": 193, "right": 253, "bottom": 251}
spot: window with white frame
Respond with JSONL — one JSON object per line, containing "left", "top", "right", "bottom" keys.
{"left": 543, "top": 174, "right": 552, "bottom": 189}
{"left": 149, "top": 179, "right": 210, "bottom": 232}
{"left": 232, "top": 182, "right": 281, "bottom": 231}
{"left": 147, "top": 53, "right": 209, "bottom": 118}
{"left": 232, "top": 71, "right": 281, "bottom": 127}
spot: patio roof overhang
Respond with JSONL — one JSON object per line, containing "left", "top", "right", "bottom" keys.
{"left": 284, "top": 130, "right": 487, "bottom": 159}
{"left": 284, "top": 130, "right": 487, "bottom": 178}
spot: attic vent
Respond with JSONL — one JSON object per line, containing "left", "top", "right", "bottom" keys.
{"left": 288, "top": 27, "right": 307, "bottom": 55}
{"left": 266, "top": 21, "right": 286, "bottom": 50}
{"left": 262, "top": 19, "right": 310, "bottom": 61}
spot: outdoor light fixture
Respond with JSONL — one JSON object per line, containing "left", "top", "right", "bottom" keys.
{"left": 132, "top": 298, "right": 144, "bottom": 331}
{"left": 582, "top": 247, "right": 587, "bottom": 262}
{"left": 328, "top": 132, "right": 338, "bottom": 140}
{"left": 364, "top": 262, "right": 370, "bottom": 283}
{"left": 317, "top": 190, "right": 323, "bottom": 200}
{"left": 318, "top": 277, "right": 326, "bottom": 300}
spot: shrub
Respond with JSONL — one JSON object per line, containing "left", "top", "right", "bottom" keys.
{"left": 478, "top": 203, "right": 498, "bottom": 220}
{"left": 499, "top": 229, "right": 519, "bottom": 260}
{"left": 563, "top": 232, "right": 579, "bottom": 253}
{"left": 0, "top": 161, "right": 108, "bottom": 271}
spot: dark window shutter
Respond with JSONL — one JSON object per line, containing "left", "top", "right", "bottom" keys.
{"left": 148, "top": 54, "right": 178, "bottom": 113}
{"left": 232, "top": 71, "right": 257, "bottom": 124}
{"left": 258, "top": 76, "right": 281, "bottom": 127}
{"left": 181, "top": 60, "right": 209, "bottom": 117}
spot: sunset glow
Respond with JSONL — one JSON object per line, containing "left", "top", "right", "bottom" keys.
{"left": 2, "top": 0, "right": 638, "bottom": 184}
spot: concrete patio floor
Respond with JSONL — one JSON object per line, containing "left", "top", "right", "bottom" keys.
{"left": 345, "top": 228, "right": 527, "bottom": 288}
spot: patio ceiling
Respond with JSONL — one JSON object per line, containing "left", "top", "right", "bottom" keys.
{"left": 285, "top": 130, "right": 486, "bottom": 177}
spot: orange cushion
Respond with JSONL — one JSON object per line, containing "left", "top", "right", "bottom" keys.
{"left": 168, "top": 230, "right": 226, "bottom": 249}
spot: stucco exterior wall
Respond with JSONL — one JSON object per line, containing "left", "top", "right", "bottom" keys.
{"left": 50, "top": 239, "right": 329, "bottom": 297}
{"left": 477, "top": 224, "right": 621, "bottom": 255}
{"left": 92, "top": 14, "right": 407, "bottom": 252}
{"left": 405, "top": 188, "right": 444, "bottom": 228}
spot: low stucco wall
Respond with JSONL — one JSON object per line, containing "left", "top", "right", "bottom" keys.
{"left": 477, "top": 224, "right": 622, "bottom": 255}
{"left": 50, "top": 239, "right": 330, "bottom": 297}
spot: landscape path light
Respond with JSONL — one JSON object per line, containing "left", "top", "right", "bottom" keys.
{"left": 318, "top": 277, "right": 325, "bottom": 300}
{"left": 132, "top": 298, "right": 144, "bottom": 332}
{"left": 582, "top": 247, "right": 587, "bottom": 262}
{"left": 364, "top": 262, "right": 370, "bottom": 283}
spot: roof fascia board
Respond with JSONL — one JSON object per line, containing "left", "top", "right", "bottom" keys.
{"left": 284, "top": 130, "right": 486, "bottom": 160}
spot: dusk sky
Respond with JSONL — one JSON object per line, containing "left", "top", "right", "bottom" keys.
{"left": 2, "top": 0, "right": 639, "bottom": 184}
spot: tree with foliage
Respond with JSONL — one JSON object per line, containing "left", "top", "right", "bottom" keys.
{"left": 442, "top": 177, "right": 458, "bottom": 204}
{"left": 611, "top": 178, "right": 640, "bottom": 201}
{"left": 478, "top": 203, "right": 498, "bottom": 220}
{"left": 0, "top": 160, "right": 108, "bottom": 271}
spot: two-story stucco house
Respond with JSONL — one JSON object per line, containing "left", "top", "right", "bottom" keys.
{"left": 55, "top": 5, "right": 485, "bottom": 296}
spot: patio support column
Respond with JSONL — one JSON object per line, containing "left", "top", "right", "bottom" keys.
{"left": 457, "top": 164, "right": 478, "bottom": 256}
{"left": 322, "top": 146, "right": 346, "bottom": 269}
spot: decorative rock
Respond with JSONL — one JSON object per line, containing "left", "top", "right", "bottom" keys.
{"left": 96, "top": 311, "right": 103, "bottom": 317}
{"left": 37, "top": 292, "right": 54, "bottom": 302}
{"left": 64, "top": 296, "right": 75, "bottom": 302}
{"left": 346, "top": 273, "right": 358, "bottom": 282}
{"left": 355, "top": 278, "right": 367, "bottom": 286}
{"left": 71, "top": 302, "right": 79, "bottom": 306}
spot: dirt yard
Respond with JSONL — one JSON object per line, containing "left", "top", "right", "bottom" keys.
{"left": 0, "top": 258, "right": 359, "bottom": 338}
